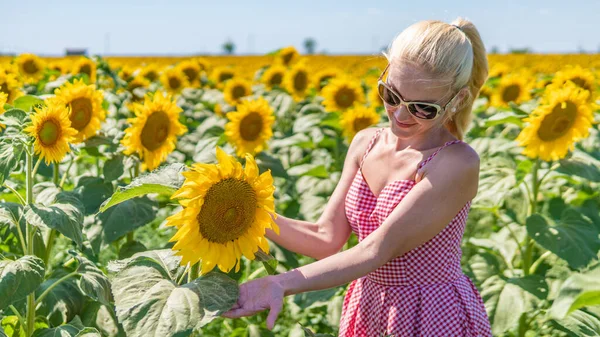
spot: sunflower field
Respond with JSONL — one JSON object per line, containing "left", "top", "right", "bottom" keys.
{"left": 0, "top": 47, "right": 599, "bottom": 337}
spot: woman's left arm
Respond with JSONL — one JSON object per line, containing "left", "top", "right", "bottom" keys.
{"left": 222, "top": 145, "right": 480, "bottom": 329}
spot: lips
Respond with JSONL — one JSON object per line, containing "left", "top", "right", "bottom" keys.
{"left": 394, "top": 116, "right": 415, "bottom": 127}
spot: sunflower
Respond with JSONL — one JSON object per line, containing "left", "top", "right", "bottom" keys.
{"left": 321, "top": 76, "right": 366, "bottom": 112}
{"left": 313, "top": 68, "right": 342, "bottom": 91}
{"left": 278, "top": 46, "right": 299, "bottom": 66}
{"left": 261, "top": 64, "right": 286, "bottom": 90}
{"left": 177, "top": 60, "right": 201, "bottom": 86}
{"left": 140, "top": 64, "right": 160, "bottom": 82}
{"left": 223, "top": 78, "right": 252, "bottom": 106}
{"left": 548, "top": 65, "right": 596, "bottom": 102}
{"left": 490, "top": 73, "right": 533, "bottom": 108}
{"left": 118, "top": 65, "right": 137, "bottom": 82}
{"left": 15, "top": 53, "right": 45, "bottom": 83}
{"left": 365, "top": 77, "right": 383, "bottom": 108}
{"left": 340, "top": 106, "right": 380, "bottom": 141}
{"left": 49, "top": 60, "right": 68, "bottom": 75}
{"left": 283, "top": 62, "right": 311, "bottom": 101}
{"left": 53, "top": 79, "right": 106, "bottom": 143}
{"left": 71, "top": 57, "right": 97, "bottom": 83}
{"left": 121, "top": 91, "right": 187, "bottom": 171}
{"left": 194, "top": 57, "right": 211, "bottom": 73}
{"left": 210, "top": 67, "right": 236, "bottom": 89}
{"left": 225, "top": 98, "right": 275, "bottom": 157}
{"left": 0, "top": 71, "right": 23, "bottom": 104}
{"left": 166, "top": 147, "right": 279, "bottom": 274}
{"left": 488, "top": 62, "right": 510, "bottom": 78}
{"left": 516, "top": 82, "right": 594, "bottom": 162}
{"left": 24, "top": 99, "right": 78, "bottom": 164}
{"left": 0, "top": 92, "right": 7, "bottom": 129}
{"left": 160, "top": 67, "right": 190, "bottom": 94}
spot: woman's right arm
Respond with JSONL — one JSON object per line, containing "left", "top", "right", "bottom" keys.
{"left": 264, "top": 128, "right": 378, "bottom": 260}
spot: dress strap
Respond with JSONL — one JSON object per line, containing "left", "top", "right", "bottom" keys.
{"left": 417, "top": 140, "right": 464, "bottom": 171}
{"left": 359, "top": 127, "right": 385, "bottom": 168}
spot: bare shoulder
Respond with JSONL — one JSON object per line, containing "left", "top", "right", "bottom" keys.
{"left": 345, "top": 127, "right": 381, "bottom": 165}
{"left": 418, "top": 141, "right": 480, "bottom": 197}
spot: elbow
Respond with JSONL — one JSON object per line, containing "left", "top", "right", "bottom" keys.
{"left": 313, "top": 236, "right": 347, "bottom": 260}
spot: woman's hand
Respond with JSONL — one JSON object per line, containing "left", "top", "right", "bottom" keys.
{"left": 221, "top": 275, "right": 285, "bottom": 330}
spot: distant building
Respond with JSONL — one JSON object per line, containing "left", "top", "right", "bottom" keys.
{"left": 65, "top": 49, "right": 87, "bottom": 56}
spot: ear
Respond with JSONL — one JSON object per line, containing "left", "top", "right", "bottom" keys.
{"left": 447, "top": 86, "right": 470, "bottom": 116}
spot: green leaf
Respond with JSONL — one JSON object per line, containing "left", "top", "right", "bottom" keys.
{"left": 25, "top": 191, "right": 85, "bottom": 247}
{"left": 254, "top": 249, "right": 278, "bottom": 275}
{"left": 111, "top": 250, "right": 239, "bottom": 337}
{"left": 480, "top": 275, "right": 547, "bottom": 335}
{"left": 552, "top": 309, "right": 600, "bottom": 337}
{"left": 36, "top": 270, "right": 86, "bottom": 327}
{"left": 31, "top": 324, "right": 80, "bottom": 337}
{"left": 0, "top": 140, "right": 24, "bottom": 186}
{"left": 103, "top": 155, "right": 124, "bottom": 182}
{"left": 98, "top": 197, "right": 156, "bottom": 244}
{"left": 0, "top": 256, "right": 45, "bottom": 310}
{"left": 483, "top": 110, "right": 524, "bottom": 128}
{"left": 293, "top": 287, "right": 340, "bottom": 310}
{"left": 526, "top": 211, "right": 600, "bottom": 269}
{"left": 515, "top": 159, "right": 533, "bottom": 186}
{"left": 288, "top": 164, "right": 328, "bottom": 178}
{"left": 80, "top": 302, "right": 125, "bottom": 337}
{"left": 75, "top": 256, "right": 112, "bottom": 306}
{"left": 75, "top": 328, "right": 102, "bottom": 337}
{"left": 13, "top": 95, "right": 44, "bottom": 112}
{"left": 255, "top": 152, "right": 289, "bottom": 179}
{"left": 0, "top": 108, "right": 27, "bottom": 127}
{"left": 508, "top": 102, "right": 530, "bottom": 116}
{"left": 551, "top": 267, "right": 600, "bottom": 319}
{"left": 1, "top": 316, "right": 24, "bottom": 337}
{"left": 117, "top": 240, "right": 147, "bottom": 260}
{"left": 557, "top": 151, "right": 600, "bottom": 182}
{"left": 293, "top": 113, "right": 324, "bottom": 133}
{"left": 75, "top": 177, "right": 114, "bottom": 215}
{"left": 99, "top": 163, "right": 186, "bottom": 212}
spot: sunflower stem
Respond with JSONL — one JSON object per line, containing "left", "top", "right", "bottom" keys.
{"left": 59, "top": 156, "right": 77, "bottom": 188}
{"left": 31, "top": 157, "right": 42, "bottom": 178}
{"left": 522, "top": 159, "right": 540, "bottom": 277}
{"left": 52, "top": 163, "right": 60, "bottom": 186}
{"left": 190, "top": 263, "right": 199, "bottom": 281}
{"left": 9, "top": 305, "right": 27, "bottom": 333}
{"left": 25, "top": 146, "right": 37, "bottom": 337}
{"left": 2, "top": 183, "right": 26, "bottom": 206}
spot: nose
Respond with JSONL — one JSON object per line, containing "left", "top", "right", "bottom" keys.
{"left": 391, "top": 104, "right": 412, "bottom": 121}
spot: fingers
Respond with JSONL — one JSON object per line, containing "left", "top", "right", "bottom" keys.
{"left": 266, "top": 300, "right": 283, "bottom": 330}
{"left": 221, "top": 307, "right": 252, "bottom": 318}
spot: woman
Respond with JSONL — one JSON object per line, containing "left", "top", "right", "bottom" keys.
{"left": 223, "top": 18, "right": 493, "bottom": 337}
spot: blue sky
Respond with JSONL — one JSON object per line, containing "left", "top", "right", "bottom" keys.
{"left": 2, "top": 0, "right": 598, "bottom": 56}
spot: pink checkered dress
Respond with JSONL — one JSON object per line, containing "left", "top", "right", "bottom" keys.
{"left": 338, "top": 128, "right": 492, "bottom": 337}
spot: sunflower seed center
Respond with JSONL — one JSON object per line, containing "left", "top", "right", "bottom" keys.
{"left": 39, "top": 119, "right": 61, "bottom": 146}
{"left": 502, "top": 84, "right": 520, "bottom": 103}
{"left": 537, "top": 101, "right": 577, "bottom": 141}
{"left": 69, "top": 97, "right": 93, "bottom": 131}
{"left": 141, "top": 110, "right": 170, "bottom": 151}
{"left": 240, "top": 112, "right": 264, "bottom": 141}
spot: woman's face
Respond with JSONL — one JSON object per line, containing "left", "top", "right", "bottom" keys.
{"left": 384, "top": 63, "right": 454, "bottom": 139}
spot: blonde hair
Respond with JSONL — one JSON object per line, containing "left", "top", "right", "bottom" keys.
{"left": 383, "top": 18, "right": 488, "bottom": 140}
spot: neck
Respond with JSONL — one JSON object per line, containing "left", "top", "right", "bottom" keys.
{"left": 391, "top": 125, "right": 455, "bottom": 152}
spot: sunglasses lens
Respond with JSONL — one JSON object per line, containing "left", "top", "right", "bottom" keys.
{"left": 378, "top": 84, "right": 401, "bottom": 106}
{"left": 408, "top": 103, "right": 439, "bottom": 119}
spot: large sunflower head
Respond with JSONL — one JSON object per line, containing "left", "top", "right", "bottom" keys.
{"left": 166, "top": 147, "right": 279, "bottom": 274}
{"left": 121, "top": 91, "right": 188, "bottom": 171}
{"left": 23, "top": 99, "right": 78, "bottom": 164}
{"left": 15, "top": 53, "right": 45, "bottom": 83}
{"left": 225, "top": 97, "right": 275, "bottom": 157}
{"left": 53, "top": 79, "right": 106, "bottom": 143}
{"left": 490, "top": 73, "right": 533, "bottom": 108}
{"left": 223, "top": 78, "right": 252, "bottom": 106}
{"left": 283, "top": 62, "right": 311, "bottom": 101}
{"left": 0, "top": 70, "right": 23, "bottom": 104}
{"left": 321, "top": 76, "right": 366, "bottom": 112}
{"left": 140, "top": 64, "right": 160, "bottom": 82}
{"left": 0, "top": 92, "right": 7, "bottom": 129}
{"left": 516, "top": 82, "right": 594, "bottom": 162}
{"left": 210, "top": 67, "right": 236, "bottom": 89}
{"left": 261, "top": 64, "right": 286, "bottom": 90}
{"left": 339, "top": 106, "right": 380, "bottom": 142}
{"left": 176, "top": 60, "right": 201, "bottom": 86}
{"left": 547, "top": 65, "right": 596, "bottom": 102}
{"left": 160, "top": 67, "right": 190, "bottom": 94}
{"left": 71, "top": 57, "right": 97, "bottom": 83}
{"left": 278, "top": 46, "right": 299, "bottom": 66}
